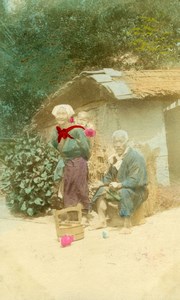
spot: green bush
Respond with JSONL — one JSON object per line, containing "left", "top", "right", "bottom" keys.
{"left": 0, "top": 140, "right": 16, "bottom": 164}
{"left": 1, "top": 133, "right": 58, "bottom": 216}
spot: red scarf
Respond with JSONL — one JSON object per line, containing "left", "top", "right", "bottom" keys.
{"left": 56, "top": 125, "right": 85, "bottom": 143}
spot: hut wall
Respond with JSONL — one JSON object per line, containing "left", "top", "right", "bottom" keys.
{"left": 39, "top": 99, "right": 169, "bottom": 186}
{"left": 87, "top": 99, "right": 169, "bottom": 185}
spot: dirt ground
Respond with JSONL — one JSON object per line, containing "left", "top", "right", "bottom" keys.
{"left": 0, "top": 196, "right": 180, "bottom": 300}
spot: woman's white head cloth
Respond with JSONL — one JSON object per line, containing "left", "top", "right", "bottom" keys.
{"left": 52, "top": 104, "right": 75, "bottom": 118}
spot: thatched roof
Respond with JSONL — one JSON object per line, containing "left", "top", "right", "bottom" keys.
{"left": 32, "top": 68, "right": 180, "bottom": 130}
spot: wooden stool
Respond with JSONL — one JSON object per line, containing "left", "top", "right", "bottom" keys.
{"left": 53, "top": 203, "right": 84, "bottom": 241}
{"left": 131, "top": 203, "right": 146, "bottom": 226}
{"left": 107, "top": 202, "right": 145, "bottom": 227}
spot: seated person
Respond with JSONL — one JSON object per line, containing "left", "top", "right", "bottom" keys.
{"left": 91, "top": 130, "right": 148, "bottom": 233}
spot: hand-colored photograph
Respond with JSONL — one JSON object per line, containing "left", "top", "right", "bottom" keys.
{"left": 0, "top": 0, "right": 180, "bottom": 299}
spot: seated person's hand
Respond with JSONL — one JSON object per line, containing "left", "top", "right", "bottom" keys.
{"left": 109, "top": 182, "right": 122, "bottom": 191}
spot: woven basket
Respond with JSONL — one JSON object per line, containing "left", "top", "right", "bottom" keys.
{"left": 53, "top": 204, "right": 84, "bottom": 241}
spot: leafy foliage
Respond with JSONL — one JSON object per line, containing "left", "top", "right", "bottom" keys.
{"left": 0, "top": 0, "right": 179, "bottom": 137}
{"left": 0, "top": 139, "right": 16, "bottom": 165}
{"left": 1, "top": 133, "right": 58, "bottom": 216}
{"left": 125, "top": 16, "right": 179, "bottom": 69}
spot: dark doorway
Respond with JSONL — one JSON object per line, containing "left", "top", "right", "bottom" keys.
{"left": 164, "top": 101, "right": 180, "bottom": 183}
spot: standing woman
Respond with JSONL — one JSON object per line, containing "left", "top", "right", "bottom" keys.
{"left": 51, "top": 104, "right": 91, "bottom": 212}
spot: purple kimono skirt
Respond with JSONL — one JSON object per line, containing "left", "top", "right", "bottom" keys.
{"left": 63, "top": 157, "right": 89, "bottom": 210}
